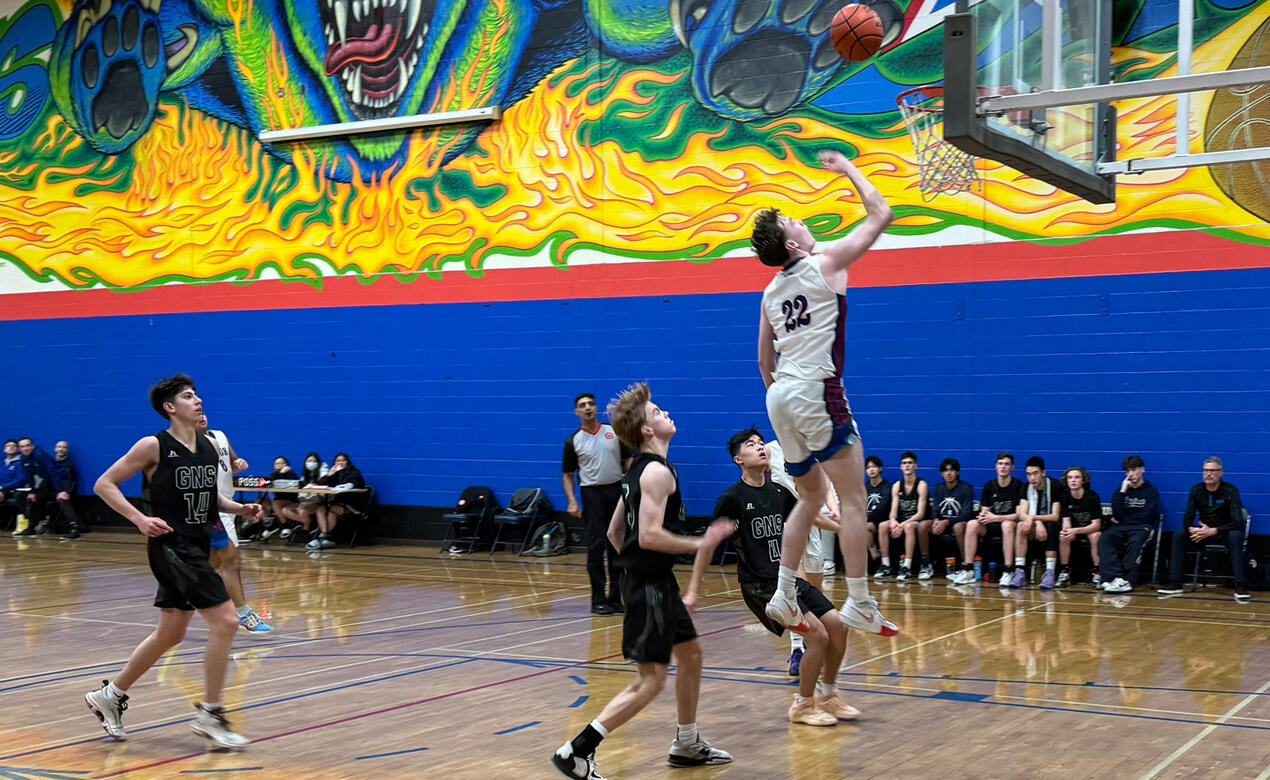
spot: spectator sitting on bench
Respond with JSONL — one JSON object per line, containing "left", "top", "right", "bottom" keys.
{"left": 2, "top": 439, "right": 30, "bottom": 535}
{"left": 305, "top": 452, "right": 366, "bottom": 550}
{"left": 280, "top": 451, "right": 327, "bottom": 541}
{"left": 1056, "top": 466, "right": 1100, "bottom": 588}
{"left": 1159, "top": 457, "right": 1248, "bottom": 601}
{"left": 1100, "top": 454, "right": 1159, "bottom": 594}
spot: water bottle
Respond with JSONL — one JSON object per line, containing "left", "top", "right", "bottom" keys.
{"left": 945, "top": 557, "right": 956, "bottom": 576}
{"left": 541, "top": 529, "right": 552, "bottom": 555}
{"left": 973, "top": 556, "right": 982, "bottom": 580}
{"left": 987, "top": 561, "right": 997, "bottom": 582}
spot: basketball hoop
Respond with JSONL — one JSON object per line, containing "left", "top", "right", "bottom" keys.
{"left": 896, "top": 84, "right": 979, "bottom": 201}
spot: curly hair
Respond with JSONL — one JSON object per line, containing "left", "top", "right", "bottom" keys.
{"left": 149, "top": 373, "right": 196, "bottom": 419}
{"left": 751, "top": 208, "right": 790, "bottom": 267}
{"left": 1063, "top": 466, "right": 1091, "bottom": 489}
{"left": 608, "top": 382, "right": 652, "bottom": 449}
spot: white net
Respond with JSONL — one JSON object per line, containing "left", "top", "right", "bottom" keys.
{"left": 897, "top": 86, "right": 979, "bottom": 201}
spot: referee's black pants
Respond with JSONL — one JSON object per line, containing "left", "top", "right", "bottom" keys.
{"left": 582, "top": 483, "right": 623, "bottom": 607}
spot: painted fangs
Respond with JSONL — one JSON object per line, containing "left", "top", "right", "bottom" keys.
{"left": 407, "top": 0, "right": 421, "bottom": 37}
{"left": 334, "top": 0, "right": 348, "bottom": 48}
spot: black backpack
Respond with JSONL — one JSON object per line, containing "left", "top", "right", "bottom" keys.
{"left": 521, "top": 520, "right": 568, "bottom": 557}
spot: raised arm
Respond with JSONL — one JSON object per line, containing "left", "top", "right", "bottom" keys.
{"left": 94, "top": 436, "right": 168, "bottom": 536}
{"left": 816, "top": 150, "right": 893, "bottom": 283}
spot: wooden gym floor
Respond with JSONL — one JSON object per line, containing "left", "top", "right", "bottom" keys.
{"left": 1, "top": 533, "right": 1268, "bottom": 779}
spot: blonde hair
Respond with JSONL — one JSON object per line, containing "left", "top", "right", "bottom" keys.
{"left": 608, "top": 382, "right": 651, "bottom": 449}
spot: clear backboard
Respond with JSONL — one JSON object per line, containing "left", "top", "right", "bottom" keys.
{"left": 942, "top": 0, "right": 1117, "bottom": 203}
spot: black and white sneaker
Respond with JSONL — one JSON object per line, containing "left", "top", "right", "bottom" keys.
{"left": 667, "top": 736, "right": 732, "bottom": 767}
{"left": 192, "top": 704, "right": 249, "bottom": 749}
{"left": 84, "top": 681, "right": 128, "bottom": 740}
{"left": 1234, "top": 586, "right": 1251, "bottom": 602}
{"left": 1157, "top": 583, "right": 1184, "bottom": 596}
{"left": 551, "top": 746, "right": 606, "bottom": 779}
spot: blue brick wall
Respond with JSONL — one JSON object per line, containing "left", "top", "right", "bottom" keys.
{"left": 2, "top": 265, "right": 1267, "bottom": 533}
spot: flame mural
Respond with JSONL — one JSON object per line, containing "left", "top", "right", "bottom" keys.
{"left": 0, "top": 0, "right": 1268, "bottom": 296}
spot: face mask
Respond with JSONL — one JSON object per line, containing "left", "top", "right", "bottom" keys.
{"left": 306, "top": 461, "right": 319, "bottom": 470}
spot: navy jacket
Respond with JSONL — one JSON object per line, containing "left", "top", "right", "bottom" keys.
{"left": 22, "top": 446, "right": 64, "bottom": 492}
{"left": 1110, "top": 480, "right": 1160, "bottom": 527}
{"left": 0, "top": 457, "right": 28, "bottom": 492}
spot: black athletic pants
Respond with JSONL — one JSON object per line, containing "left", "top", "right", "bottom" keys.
{"left": 582, "top": 483, "right": 623, "bottom": 607}
{"left": 1098, "top": 522, "right": 1151, "bottom": 583}
{"left": 1167, "top": 525, "right": 1247, "bottom": 587}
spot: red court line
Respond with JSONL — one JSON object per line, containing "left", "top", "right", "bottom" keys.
{"left": 5, "top": 232, "right": 1268, "bottom": 322}
{"left": 92, "top": 623, "right": 743, "bottom": 778}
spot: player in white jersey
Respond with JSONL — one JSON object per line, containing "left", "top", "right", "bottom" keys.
{"left": 198, "top": 414, "right": 273, "bottom": 635}
{"left": 751, "top": 149, "right": 897, "bottom": 638}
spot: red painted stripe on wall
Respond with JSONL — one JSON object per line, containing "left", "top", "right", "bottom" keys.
{"left": 2, "top": 231, "right": 1267, "bottom": 321}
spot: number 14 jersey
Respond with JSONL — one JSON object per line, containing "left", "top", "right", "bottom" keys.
{"left": 762, "top": 255, "right": 846, "bottom": 382}
{"left": 713, "top": 479, "right": 797, "bottom": 585}
{"left": 150, "top": 429, "right": 220, "bottom": 537}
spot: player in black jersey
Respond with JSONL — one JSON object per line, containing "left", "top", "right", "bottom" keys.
{"left": 1056, "top": 466, "right": 1103, "bottom": 588}
{"left": 84, "top": 374, "right": 263, "bottom": 750}
{"left": 552, "top": 383, "right": 733, "bottom": 780}
{"left": 687, "top": 428, "right": 859, "bottom": 728}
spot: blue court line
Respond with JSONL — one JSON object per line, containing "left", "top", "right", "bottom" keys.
{"left": 569, "top": 675, "right": 587, "bottom": 685}
{"left": 833, "top": 671, "right": 1270, "bottom": 698}
{"left": 354, "top": 747, "right": 429, "bottom": 760}
{"left": 569, "top": 695, "right": 588, "bottom": 709}
{"left": 930, "top": 691, "right": 990, "bottom": 703}
{"left": 0, "top": 766, "right": 89, "bottom": 778}
{"left": 179, "top": 769, "right": 264, "bottom": 774}
{"left": 493, "top": 721, "right": 541, "bottom": 735}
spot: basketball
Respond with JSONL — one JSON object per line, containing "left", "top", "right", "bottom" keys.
{"left": 830, "top": 4, "right": 885, "bottom": 62}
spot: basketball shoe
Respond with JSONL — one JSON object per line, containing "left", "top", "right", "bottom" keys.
{"left": 840, "top": 595, "right": 899, "bottom": 636}
{"left": 788, "top": 695, "right": 837, "bottom": 726}
{"left": 551, "top": 746, "right": 607, "bottom": 779}
{"left": 667, "top": 735, "right": 731, "bottom": 766}
{"left": 192, "top": 704, "right": 249, "bottom": 749}
{"left": 765, "top": 591, "right": 810, "bottom": 633}
{"left": 84, "top": 681, "right": 128, "bottom": 740}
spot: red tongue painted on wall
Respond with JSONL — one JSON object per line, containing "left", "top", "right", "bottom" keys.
{"left": 324, "top": 23, "right": 399, "bottom": 75}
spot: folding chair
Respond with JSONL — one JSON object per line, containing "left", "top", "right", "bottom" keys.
{"left": 441, "top": 486, "right": 498, "bottom": 554}
{"left": 490, "top": 487, "right": 551, "bottom": 554}
{"left": 338, "top": 486, "right": 376, "bottom": 548}
{"left": 1191, "top": 508, "right": 1251, "bottom": 587}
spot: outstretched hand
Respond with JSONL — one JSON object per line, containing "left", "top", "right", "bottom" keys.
{"left": 818, "top": 149, "right": 856, "bottom": 175}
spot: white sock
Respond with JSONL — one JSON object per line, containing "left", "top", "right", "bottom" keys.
{"left": 677, "top": 722, "right": 697, "bottom": 744}
{"left": 777, "top": 566, "right": 797, "bottom": 598}
{"left": 845, "top": 576, "right": 868, "bottom": 602}
{"left": 1014, "top": 557, "right": 1026, "bottom": 568}
{"left": 591, "top": 719, "right": 609, "bottom": 738}
{"left": 816, "top": 681, "right": 837, "bottom": 698}
{"left": 1045, "top": 558, "right": 1056, "bottom": 571}
{"left": 236, "top": 605, "right": 252, "bottom": 618}
{"left": 792, "top": 693, "right": 808, "bottom": 704}
{"left": 106, "top": 681, "right": 126, "bottom": 699}
{"left": 790, "top": 633, "right": 804, "bottom": 652}
{"left": 201, "top": 701, "right": 221, "bottom": 711}
{"left": 880, "top": 556, "right": 890, "bottom": 566}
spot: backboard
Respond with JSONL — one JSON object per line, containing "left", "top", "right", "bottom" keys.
{"left": 942, "top": 0, "right": 1116, "bottom": 203}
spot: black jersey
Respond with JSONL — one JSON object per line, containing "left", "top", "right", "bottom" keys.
{"left": 1061, "top": 489, "right": 1103, "bottom": 528}
{"left": 619, "top": 452, "right": 686, "bottom": 577}
{"left": 981, "top": 476, "right": 1025, "bottom": 517}
{"left": 148, "top": 429, "right": 220, "bottom": 537}
{"left": 866, "top": 478, "right": 892, "bottom": 524}
{"left": 713, "top": 479, "right": 797, "bottom": 584}
{"left": 896, "top": 477, "right": 925, "bottom": 522}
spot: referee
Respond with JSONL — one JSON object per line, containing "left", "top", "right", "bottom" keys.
{"left": 563, "top": 392, "right": 633, "bottom": 615}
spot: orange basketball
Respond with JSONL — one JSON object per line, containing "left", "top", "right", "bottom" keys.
{"left": 830, "top": 4, "right": 885, "bottom": 62}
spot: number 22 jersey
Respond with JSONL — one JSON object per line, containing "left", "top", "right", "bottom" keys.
{"left": 762, "top": 255, "right": 846, "bottom": 382}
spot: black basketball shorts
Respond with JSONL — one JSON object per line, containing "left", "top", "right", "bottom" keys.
{"left": 621, "top": 571, "right": 697, "bottom": 665}
{"left": 147, "top": 533, "right": 230, "bottom": 610}
{"left": 741, "top": 577, "right": 835, "bottom": 637}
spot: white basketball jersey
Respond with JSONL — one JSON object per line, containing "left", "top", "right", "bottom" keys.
{"left": 209, "top": 430, "right": 234, "bottom": 499}
{"left": 761, "top": 255, "right": 845, "bottom": 381}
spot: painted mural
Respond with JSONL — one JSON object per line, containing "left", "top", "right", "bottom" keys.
{"left": 1, "top": 0, "right": 1268, "bottom": 294}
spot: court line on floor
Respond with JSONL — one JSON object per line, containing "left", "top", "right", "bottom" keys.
{"left": 84, "top": 622, "right": 746, "bottom": 778}
{"left": 1139, "top": 677, "right": 1270, "bottom": 779}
